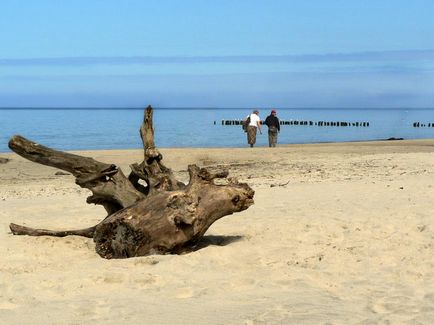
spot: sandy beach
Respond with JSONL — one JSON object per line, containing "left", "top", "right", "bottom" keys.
{"left": 2, "top": 140, "right": 434, "bottom": 324}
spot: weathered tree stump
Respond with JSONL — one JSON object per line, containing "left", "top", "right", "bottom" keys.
{"left": 8, "top": 106, "right": 254, "bottom": 258}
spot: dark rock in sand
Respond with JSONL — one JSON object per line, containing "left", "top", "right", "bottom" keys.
{"left": 0, "top": 157, "right": 10, "bottom": 164}
{"left": 387, "top": 137, "right": 404, "bottom": 141}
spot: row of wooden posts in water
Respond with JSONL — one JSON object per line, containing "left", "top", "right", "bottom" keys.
{"left": 217, "top": 120, "right": 370, "bottom": 127}
{"left": 218, "top": 120, "right": 434, "bottom": 128}
{"left": 412, "top": 122, "right": 434, "bottom": 128}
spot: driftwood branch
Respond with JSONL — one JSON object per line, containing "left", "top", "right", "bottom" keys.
{"left": 9, "top": 135, "right": 145, "bottom": 215}
{"left": 9, "top": 223, "right": 95, "bottom": 238}
{"left": 128, "top": 105, "right": 184, "bottom": 194}
{"left": 8, "top": 105, "right": 255, "bottom": 259}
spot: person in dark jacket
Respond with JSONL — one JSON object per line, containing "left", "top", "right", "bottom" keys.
{"left": 264, "top": 109, "right": 280, "bottom": 147}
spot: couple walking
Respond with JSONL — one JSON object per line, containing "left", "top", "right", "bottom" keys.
{"left": 245, "top": 109, "right": 280, "bottom": 147}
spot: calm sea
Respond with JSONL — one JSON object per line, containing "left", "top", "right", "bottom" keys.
{"left": 1, "top": 108, "right": 434, "bottom": 152}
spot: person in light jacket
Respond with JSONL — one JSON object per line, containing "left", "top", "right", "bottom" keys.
{"left": 247, "top": 110, "right": 262, "bottom": 148}
{"left": 246, "top": 110, "right": 262, "bottom": 147}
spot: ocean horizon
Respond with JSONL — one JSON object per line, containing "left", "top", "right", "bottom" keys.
{"left": 2, "top": 107, "right": 434, "bottom": 110}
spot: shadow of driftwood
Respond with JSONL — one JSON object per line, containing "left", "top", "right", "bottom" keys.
{"left": 182, "top": 235, "right": 244, "bottom": 253}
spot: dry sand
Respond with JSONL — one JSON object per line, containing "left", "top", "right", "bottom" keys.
{"left": 2, "top": 140, "right": 434, "bottom": 324}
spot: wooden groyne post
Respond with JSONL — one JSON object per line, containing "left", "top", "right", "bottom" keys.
{"left": 413, "top": 122, "right": 434, "bottom": 128}
{"left": 218, "top": 119, "right": 370, "bottom": 127}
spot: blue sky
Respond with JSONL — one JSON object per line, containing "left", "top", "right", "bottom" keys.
{"left": 1, "top": 0, "right": 434, "bottom": 108}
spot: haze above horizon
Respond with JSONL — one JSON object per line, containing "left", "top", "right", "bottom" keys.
{"left": 1, "top": 0, "right": 434, "bottom": 108}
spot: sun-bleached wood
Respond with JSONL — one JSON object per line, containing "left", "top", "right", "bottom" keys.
{"left": 8, "top": 105, "right": 255, "bottom": 258}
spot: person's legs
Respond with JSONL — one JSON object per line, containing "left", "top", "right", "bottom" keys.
{"left": 269, "top": 131, "right": 277, "bottom": 147}
{"left": 272, "top": 133, "right": 277, "bottom": 147}
{"left": 247, "top": 126, "right": 257, "bottom": 147}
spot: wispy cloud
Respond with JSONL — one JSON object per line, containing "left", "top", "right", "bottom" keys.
{"left": 1, "top": 49, "right": 434, "bottom": 67}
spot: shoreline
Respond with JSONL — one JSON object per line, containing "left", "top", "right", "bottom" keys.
{"left": 2, "top": 137, "right": 434, "bottom": 156}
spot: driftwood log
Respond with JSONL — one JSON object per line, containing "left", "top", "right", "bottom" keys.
{"left": 8, "top": 105, "right": 254, "bottom": 258}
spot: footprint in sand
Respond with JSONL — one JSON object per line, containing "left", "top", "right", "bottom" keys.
{"left": 175, "top": 287, "right": 196, "bottom": 299}
{"left": 93, "top": 273, "right": 125, "bottom": 284}
{"left": 371, "top": 295, "right": 420, "bottom": 315}
{"left": 134, "top": 274, "right": 159, "bottom": 286}
{"left": 245, "top": 304, "right": 292, "bottom": 324}
{"left": 175, "top": 287, "right": 207, "bottom": 299}
{"left": 218, "top": 277, "right": 257, "bottom": 292}
{"left": 73, "top": 300, "right": 111, "bottom": 318}
{"left": 0, "top": 301, "right": 18, "bottom": 310}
